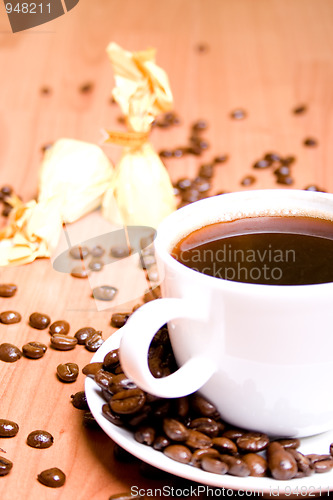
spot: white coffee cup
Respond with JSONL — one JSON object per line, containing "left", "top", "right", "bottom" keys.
{"left": 119, "top": 189, "right": 333, "bottom": 438}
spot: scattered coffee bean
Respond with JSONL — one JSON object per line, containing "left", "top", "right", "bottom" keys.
{"left": 253, "top": 159, "right": 271, "bottom": 169}
{"left": 192, "top": 119, "right": 208, "bottom": 132}
{"left": 176, "top": 178, "right": 192, "bottom": 191}
{"left": 195, "top": 42, "right": 209, "bottom": 53}
{"left": 57, "top": 362, "right": 79, "bottom": 383}
{"left": 37, "top": 467, "right": 66, "bottom": 488}
{"left": 304, "top": 137, "right": 318, "bottom": 147}
{"left": 79, "top": 82, "right": 94, "bottom": 93}
{"left": 71, "top": 391, "right": 89, "bottom": 410}
{"left": 0, "top": 457, "right": 13, "bottom": 476}
{"left": 282, "top": 155, "right": 296, "bottom": 165}
{"left": 241, "top": 175, "right": 256, "bottom": 186}
{"left": 230, "top": 109, "right": 247, "bottom": 120}
{"left": 70, "top": 266, "right": 89, "bottom": 279}
{"left": 0, "top": 311, "right": 21, "bottom": 324}
{"left": 40, "top": 86, "right": 51, "bottom": 95}
{"left": 0, "top": 185, "right": 13, "bottom": 196}
{"left": 159, "top": 149, "right": 173, "bottom": 159}
{"left": 29, "top": 312, "right": 51, "bottom": 330}
{"left": 276, "top": 175, "right": 294, "bottom": 185}
{"left": 293, "top": 104, "right": 307, "bottom": 114}
{"left": 110, "top": 246, "right": 131, "bottom": 258}
{"left": 0, "top": 343, "right": 22, "bottom": 363}
{"left": 214, "top": 154, "right": 229, "bottom": 164}
{"left": 74, "top": 327, "right": 96, "bottom": 345}
{"left": 88, "top": 259, "right": 104, "bottom": 272}
{"left": 82, "top": 410, "right": 99, "bottom": 428}
{"left": 50, "top": 334, "right": 78, "bottom": 351}
{"left": 49, "top": 320, "right": 70, "bottom": 335}
{"left": 172, "top": 147, "right": 187, "bottom": 158}
{"left": 103, "top": 349, "right": 120, "bottom": 371}
{"left": 0, "top": 419, "right": 19, "bottom": 437}
{"left": 0, "top": 284, "right": 17, "bottom": 298}
{"left": 182, "top": 188, "right": 201, "bottom": 203}
{"left": 22, "top": 342, "right": 47, "bottom": 359}
{"left": 264, "top": 152, "right": 281, "bottom": 162}
{"left": 85, "top": 331, "right": 103, "bottom": 352}
{"left": 192, "top": 177, "right": 211, "bottom": 193}
{"left": 69, "top": 246, "right": 89, "bottom": 259}
{"left": 198, "top": 164, "right": 214, "bottom": 179}
{"left": 92, "top": 286, "right": 118, "bottom": 301}
{"left": 274, "top": 165, "right": 290, "bottom": 177}
{"left": 27, "top": 430, "right": 54, "bottom": 449}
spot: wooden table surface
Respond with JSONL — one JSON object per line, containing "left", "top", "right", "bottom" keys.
{"left": 1, "top": 1, "right": 333, "bottom": 499}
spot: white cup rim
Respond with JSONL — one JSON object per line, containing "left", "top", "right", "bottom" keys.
{"left": 154, "top": 189, "right": 333, "bottom": 295}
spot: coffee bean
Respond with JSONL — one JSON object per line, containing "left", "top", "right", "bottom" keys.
{"left": 293, "top": 104, "right": 307, "bottom": 114}
{"left": 191, "top": 448, "right": 220, "bottom": 467}
{"left": 57, "top": 362, "right": 79, "bottom": 382}
{"left": 163, "top": 444, "right": 192, "bottom": 464}
{"left": 0, "top": 343, "right": 22, "bottom": 362}
{"left": 306, "top": 454, "right": 332, "bottom": 464}
{"left": 214, "top": 154, "right": 229, "bottom": 164}
{"left": 219, "top": 455, "right": 251, "bottom": 477}
{"left": 276, "top": 174, "right": 294, "bottom": 185}
{"left": 192, "top": 120, "right": 208, "bottom": 132}
{"left": 22, "top": 342, "right": 47, "bottom": 359}
{"left": 304, "top": 137, "right": 318, "bottom": 147}
{"left": 70, "top": 266, "right": 89, "bottom": 279}
{"left": 198, "top": 164, "right": 214, "bottom": 179}
{"left": 103, "top": 349, "right": 120, "bottom": 371}
{"left": 0, "top": 284, "right": 17, "bottom": 298}
{"left": 82, "top": 411, "right": 100, "bottom": 428}
{"left": 0, "top": 311, "right": 21, "bottom": 324}
{"left": 274, "top": 165, "right": 290, "bottom": 177}
{"left": 201, "top": 456, "right": 228, "bottom": 474}
{"left": 0, "top": 457, "right": 13, "bottom": 476}
{"left": 242, "top": 453, "right": 268, "bottom": 477}
{"left": 134, "top": 426, "right": 156, "bottom": 445}
{"left": 153, "top": 435, "right": 171, "bottom": 451}
{"left": 190, "top": 394, "right": 217, "bottom": 417}
{"left": 110, "top": 389, "right": 146, "bottom": 414}
{"left": 163, "top": 418, "right": 189, "bottom": 442}
{"left": 29, "top": 312, "right": 51, "bottom": 330}
{"left": 314, "top": 459, "right": 333, "bottom": 473}
{"left": 173, "top": 147, "right": 187, "bottom": 158}
{"left": 0, "top": 185, "right": 13, "bottom": 196}
{"left": 71, "top": 391, "right": 89, "bottom": 410}
{"left": 190, "top": 418, "right": 220, "bottom": 438}
{"left": 50, "top": 334, "right": 78, "bottom": 351}
{"left": 276, "top": 438, "right": 301, "bottom": 449}
{"left": 305, "top": 184, "right": 325, "bottom": 192}
{"left": 192, "top": 177, "right": 211, "bottom": 193}
{"left": 236, "top": 432, "right": 269, "bottom": 452}
{"left": 182, "top": 188, "right": 200, "bottom": 203}
{"left": 92, "top": 286, "right": 118, "bottom": 301}
{"left": 74, "top": 327, "right": 95, "bottom": 345}
{"left": 264, "top": 152, "right": 281, "bottom": 162}
{"left": 91, "top": 245, "right": 105, "bottom": 258}
{"left": 195, "top": 42, "right": 209, "bottom": 53}
{"left": 185, "top": 430, "right": 212, "bottom": 450}
{"left": 88, "top": 259, "right": 104, "bottom": 272}
{"left": 109, "top": 374, "right": 137, "bottom": 394}
{"left": 79, "top": 82, "right": 94, "bottom": 93}
{"left": 289, "top": 449, "right": 313, "bottom": 475}
{"left": 110, "top": 246, "right": 131, "bottom": 258}
{"left": 241, "top": 175, "right": 256, "bottom": 186}
{"left": 82, "top": 362, "right": 103, "bottom": 377}
{"left": 37, "top": 467, "right": 66, "bottom": 488}
{"left": 230, "top": 109, "right": 247, "bottom": 120}
{"left": 85, "top": 331, "right": 103, "bottom": 352}
{"left": 176, "top": 178, "right": 192, "bottom": 191}
{"left": 159, "top": 149, "right": 173, "bottom": 159}
{"left": 69, "top": 246, "right": 89, "bottom": 259}
{"left": 49, "top": 320, "right": 70, "bottom": 335}
{"left": 0, "top": 419, "right": 19, "bottom": 437}
{"left": 94, "top": 369, "right": 114, "bottom": 391}
{"left": 267, "top": 442, "right": 297, "bottom": 480}
{"left": 282, "top": 155, "right": 296, "bottom": 165}
{"left": 253, "top": 159, "right": 271, "bottom": 169}
{"left": 27, "top": 430, "right": 54, "bottom": 449}
{"left": 212, "top": 436, "right": 238, "bottom": 454}
{"left": 102, "top": 404, "right": 124, "bottom": 427}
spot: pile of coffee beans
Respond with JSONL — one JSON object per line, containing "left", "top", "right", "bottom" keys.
{"left": 84, "top": 327, "right": 333, "bottom": 481}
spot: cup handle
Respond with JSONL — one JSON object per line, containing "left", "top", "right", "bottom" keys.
{"left": 119, "top": 297, "right": 217, "bottom": 398}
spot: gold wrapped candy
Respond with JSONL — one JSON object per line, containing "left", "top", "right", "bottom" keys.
{"left": 102, "top": 42, "right": 177, "bottom": 228}
{"left": 0, "top": 139, "right": 113, "bottom": 266}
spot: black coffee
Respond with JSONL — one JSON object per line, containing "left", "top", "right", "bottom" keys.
{"left": 171, "top": 216, "right": 333, "bottom": 285}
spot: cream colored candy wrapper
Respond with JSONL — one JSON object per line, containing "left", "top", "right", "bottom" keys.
{"left": 0, "top": 139, "right": 113, "bottom": 266}
{"left": 102, "top": 42, "right": 176, "bottom": 227}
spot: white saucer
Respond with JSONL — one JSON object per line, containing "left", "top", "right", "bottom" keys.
{"left": 85, "top": 330, "right": 333, "bottom": 497}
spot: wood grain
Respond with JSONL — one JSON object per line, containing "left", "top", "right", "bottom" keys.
{"left": 1, "top": 0, "right": 333, "bottom": 498}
